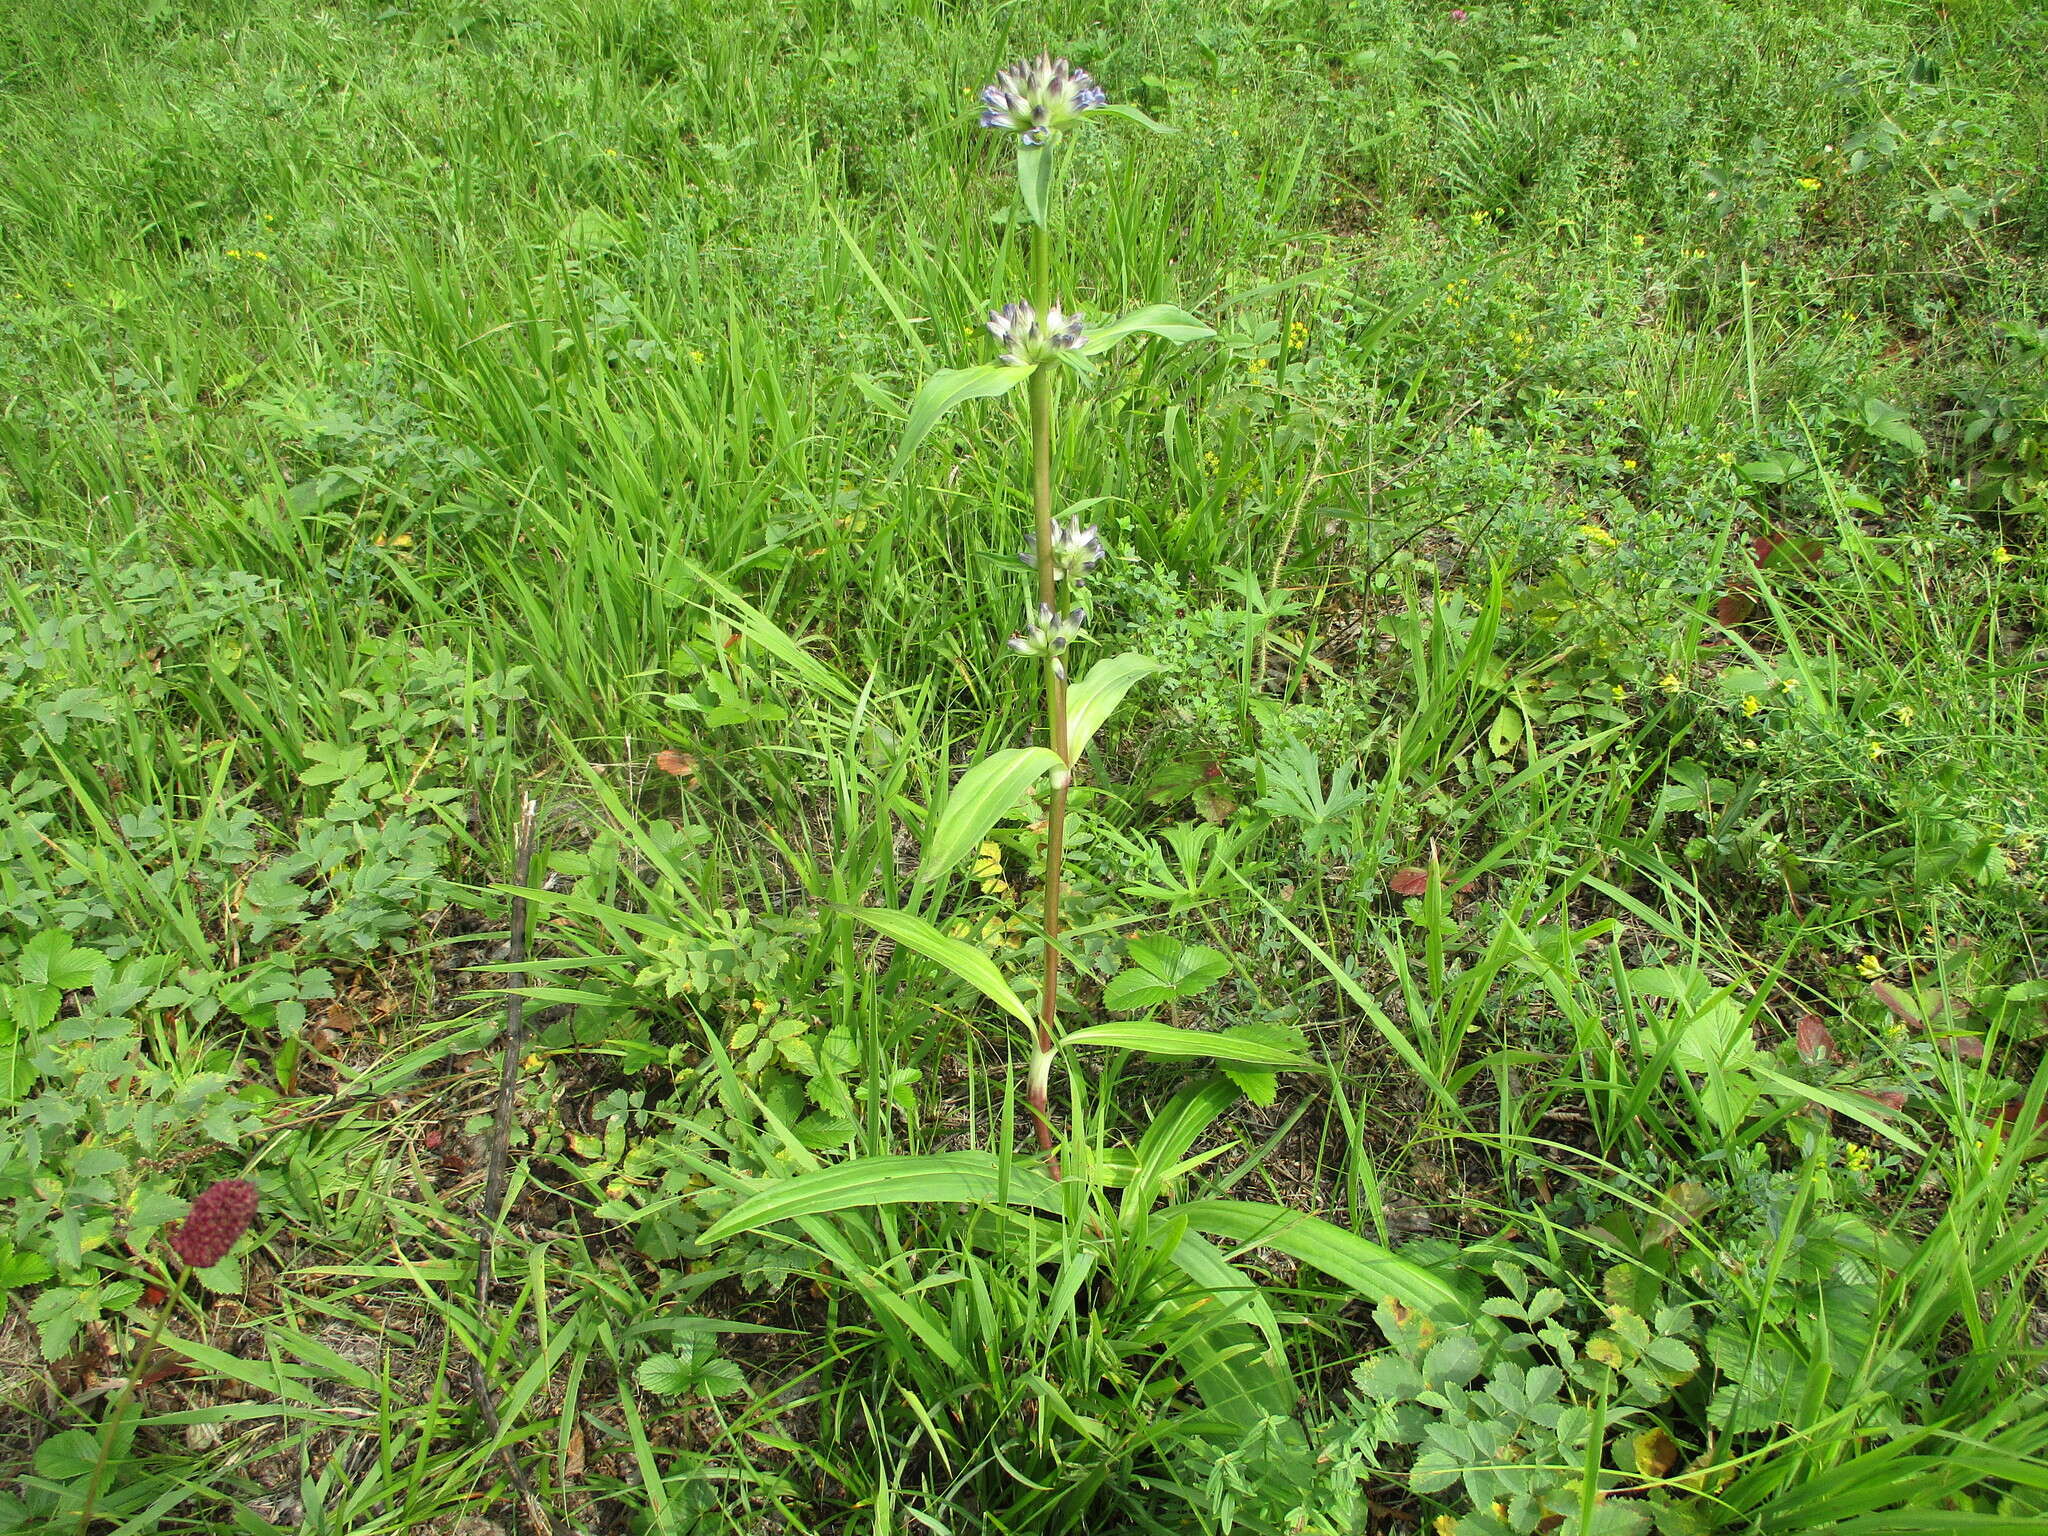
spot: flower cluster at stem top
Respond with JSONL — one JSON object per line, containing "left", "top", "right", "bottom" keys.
{"left": 978, "top": 54, "right": 1108, "bottom": 146}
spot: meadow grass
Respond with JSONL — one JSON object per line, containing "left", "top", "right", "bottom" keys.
{"left": 2, "top": 0, "right": 2046, "bottom": 1530}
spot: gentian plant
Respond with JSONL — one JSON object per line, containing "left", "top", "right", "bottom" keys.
{"left": 701, "top": 54, "right": 1463, "bottom": 1468}
{"left": 881, "top": 54, "right": 1221, "bottom": 1159}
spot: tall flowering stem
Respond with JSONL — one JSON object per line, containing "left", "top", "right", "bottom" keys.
{"left": 885, "top": 56, "right": 1201, "bottom": 1172}
{"left": 1026, "top": 191, "right": 1068, "bottom": 1157}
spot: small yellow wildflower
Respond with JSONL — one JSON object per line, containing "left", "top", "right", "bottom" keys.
{"left": 1288, "top": 319, "right": 1309, "bottom": 349}
{"left": 1742, "top": 694, "right": 1762, "bottom": 717}
{"left": 1866, "top": 739, "right": 1884, "bottom": 760}
{"left": 1622, "top": 458, "right": 1638, "bottom": 470}
{"left": 225, "top": 249, "right": 241, "bottom": 258}
{"left": 1857, "top": 953, "right": 1884, "bottom": 979}
{"left": 689, "top": 348, "right": 706, "bottom": 363}
{"left": 1578, "top": 524, "right": 1618, "bottom": 548}
{"left": 1799, "top": 177, "right": 1821, "bottom": 190}
{"left": 390, "top": 532, "right": 413, "bottom": 548}
{"left": 1623, "top": 388, "right": 1638, "bottom": 398}
{"left": 1843, "top": 1143, "right": 1874, "bottom": 1175}
{"left": 1248, "top": 356, "right": 1268, "bottom": 373}
{"left": 1659, "top": 673, "right": 1683, "bottom": 693}
{"left": 1633, "top": 233, "right": 1646, "bottom": 247}
{"left": 1893, "top": 704, "right": 1915, "bottom": 726}
{"left": 1716, "top": 451, "right": 1734, "bottom": 465}
{"left": 1992, "top": 546, "right": 2014, "bottom": 564}
{"left": 1776, "top": 677, "right": 1799, "bottom": 693}
{"left": 1202, "top": 450, "right": 1221, "bottom": 475}
{"left": 1611, "top": 684, "right": 1627, "bottom": 702}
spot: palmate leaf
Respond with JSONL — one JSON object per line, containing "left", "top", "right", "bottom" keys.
{"left": 891, "top": 363, "right": 1033, "bottom": 473}
{"left": 1103, "top": 934, "right": 1231, "bottom": 1009}
{"left": 846, "top": 906, "right": 1037, "bottom": 1030}
{"left": 1079, "top": 304, "right": 1214, "bottom": 356}
{"left": 917, "top": 746, "right": 1061, "bottom": 882}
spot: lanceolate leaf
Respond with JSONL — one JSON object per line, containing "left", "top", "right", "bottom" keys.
{"left": 1091, "top": 101, "right": 1173, "bottom": 133}
{"left": 1179, "top": 1199, "right": 1467, "bottom": 1318}
{"left": 1080, "top": 305, "right": 1214, "bottom": 356}
{"left": 701, "top": 1152, "right": 1058, "bottom": 1244}
{"left": 1064, "top": 1021, "right": 1310, "bottom": 1068}
{"left": 1162, "top": 1230, "right": 1297, "bottom": 1424}
{"left": 892, "top": 364, "right": 1033, "bottom": 473}
{"left": 917, "top": 746, "right": 1061, "bottom": 883}
{"left": 847, "top": 906, "right": 1038, "bottom": 1031}
{"left": 1016, "top": 144, "right": 1052, "bottom": 227}
{"left": 1064, "top": 652, "right": 1161, "bottom": 764}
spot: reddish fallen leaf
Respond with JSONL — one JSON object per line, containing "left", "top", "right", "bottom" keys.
{"left": 1388, "top": 864, "right": 1478, "bottom": 899}
{"left": 654, "top": 749, "right": 698, "bottom": 781}
{"left": 1994, "top": 1100, "right": 2048, "bottom": 1134}
{"left": 1389, "top": 866, "right": 1432, "bottom": 897}
{"left": 1795, "top": 1014, "right": 1837, "bottom": 1064}
{"left": 424, "top": 1128, "right": 443, "bottom": 1150}
{"left": 1869, "top": 981, "right": 1922, "bottom": 1024}
{"left": 1751, "top": 532, "right": 1827, "bottom": 573}
{"left": 1853, "top": 1088, "right": 1908, "bottom": 1111}
{"left": 1713, "top": 591, "right": 1756, "bottom": 626}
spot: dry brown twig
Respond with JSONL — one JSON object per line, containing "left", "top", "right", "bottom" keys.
{"left": 462, "top": 796, "right": 570, "bottom": 1536}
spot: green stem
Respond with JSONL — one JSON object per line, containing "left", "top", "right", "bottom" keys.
{"left": 1025, "top": 155, "right": 1065, "bottom": 1168}
{"left": 76, "top": 1266, "right": 184, "bottom": 1535}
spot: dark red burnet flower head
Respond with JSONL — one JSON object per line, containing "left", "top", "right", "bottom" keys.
{"left": 168, "top": 1179, "right": 259, "bottom": 1269}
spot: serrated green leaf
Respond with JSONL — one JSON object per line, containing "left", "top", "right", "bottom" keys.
{"left": 1114, "top": 935, "right": 1232, "bottom": 1007}
{"left": 635, "top": 1352, "right": 696, "bottom": 1396}
{"left": 917, "top": 747, "right": 1061, "bottom": 882}
{"left": 1064, "top": 1020, "right": 1308, "bottom": 1066}
{"left": 1080, "top": 305, "right": 1214, "bottom": 356}
{"left": 0, "top": 1243, "right": 54, "bottom": 1293}
{"left": 848, "top": 906, "right": 1036, "bottom": 1030}
{"left": 193, "top": 1252, "right": 244, "bottom": 1296}
{"left": 17, "top": 931, "right": 103, "bottom": 991}
{"left": 33, "top": 1428, "right": 104, "bottom": 1482}
{"left": 701, "top": 1151, "right": 1059, "bottom": 1244}
{"left": 695, "top": 1357, "right": 750, "bottom": 1397}
{"left": 892, "top": 364, "right": 1032, "bottom": 474}
{"left": 1422, "top": 1332, "right": 1484, "bottom": 1387}
{"left": 1063, "top": 652, "right": 1161, "bottom": 764}
{"left": 1222, "top": 1067, "right": 1277, "bottom": 1107}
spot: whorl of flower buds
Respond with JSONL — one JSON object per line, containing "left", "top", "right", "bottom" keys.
{"left": 168, "top": 1179, "right": 258, "bottom": 1270}
{"left": 1048, "top": 517, "right": 1105, "bottom": 585}
{"left": 987, "top": 303, "right": 1086, "bottom": 367}
{"left": 977, "top": 54, "right": 1108, "bottom": 145}
{"left": 1008, "top": 602, "right": 1089, "bottom": 660}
